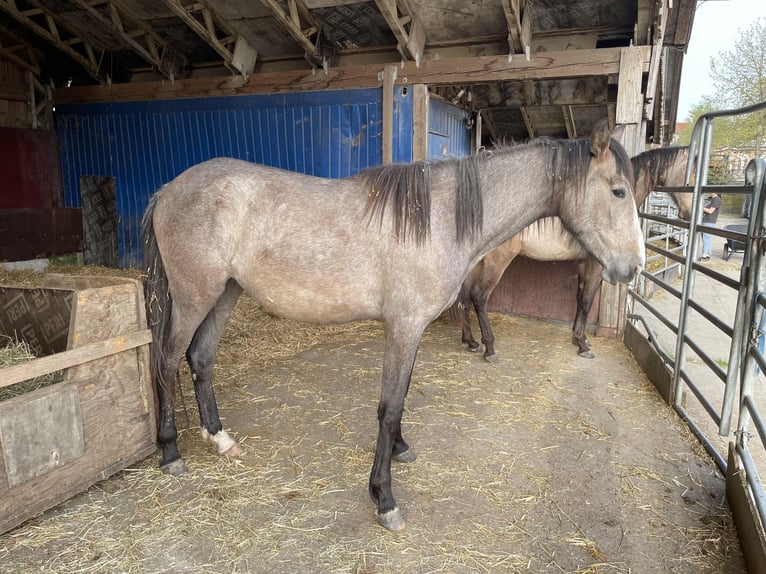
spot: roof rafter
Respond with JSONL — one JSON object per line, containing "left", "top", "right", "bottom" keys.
{"left": 500, "top": 0, "right": 531, "bottom": 60}
{"left": 373, "top": 0, "right": 425, "bottom": 65}
{"left": 160, "top": 0, "right": 256, "bottom": 77}
{"left": 0, "top": 0, "right": 104, "bottom": 82}
{"left": 0, "top": 22, "right": 41, "bottom": 75}
{"left": 258, "top": 0, "right": 327, "bottom": 69}
{"left": 69, "top": 0, "right": 183, "bottom": 80}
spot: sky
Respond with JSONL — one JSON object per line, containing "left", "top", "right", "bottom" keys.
{"left": 676, "top": 0, "right": 766, "bottom": 121}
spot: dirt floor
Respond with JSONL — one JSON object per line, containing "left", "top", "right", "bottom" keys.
{"left": 0, "top": 269, "right": 748, "bottom": 573}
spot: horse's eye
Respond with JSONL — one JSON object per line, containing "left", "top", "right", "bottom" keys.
{"left": 612, "top": 187, "right": 627, "bottom": 199}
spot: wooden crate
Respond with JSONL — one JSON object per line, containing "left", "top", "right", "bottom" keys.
{"left": 0, "top": 274, "right": 155, "bottom": 534}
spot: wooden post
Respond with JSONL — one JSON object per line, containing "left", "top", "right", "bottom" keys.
{"left": 412, "top": 84, "right": 428, "bottom": 161}
{"left": 597, "top": 46, "right": 646, "bottom": 339}
{"left": 382, "top": 65, "right": 396, "bottom": 164}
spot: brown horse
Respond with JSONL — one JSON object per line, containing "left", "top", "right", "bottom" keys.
{"left": 453, "top": 146, "right": 692, "bottom": 361}
{"left": 141, "top": 119, "right": 644, "bottom": 531}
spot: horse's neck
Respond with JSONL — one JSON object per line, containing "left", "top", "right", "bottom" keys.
{"left": 475, "top": 148, "right": 557, "bottom": 255}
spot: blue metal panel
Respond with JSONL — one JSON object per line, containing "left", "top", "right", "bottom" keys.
{"left": 427, "top": 98, "right": 471, "bottom": 160}
{"left": 55, "top": 88, "right": 399, "bottom": 267}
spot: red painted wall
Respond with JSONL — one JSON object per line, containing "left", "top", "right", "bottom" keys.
{"left": 0, "top": 127, "right": 63, "bottom": 209}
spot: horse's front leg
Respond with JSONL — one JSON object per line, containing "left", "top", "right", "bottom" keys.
{"left": 369, "top": 322, "right": 425, "bottom": 531}
{"left": 573, "top": 259, "right": 603, "bottom": 359}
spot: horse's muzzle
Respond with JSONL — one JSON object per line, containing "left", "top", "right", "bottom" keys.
{"left": 601, "top": 262, "right": 643, "bottom": 285}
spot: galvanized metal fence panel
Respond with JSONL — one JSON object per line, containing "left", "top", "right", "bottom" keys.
{"left": 627, "top": 100, "right": 766, "bottom": 551}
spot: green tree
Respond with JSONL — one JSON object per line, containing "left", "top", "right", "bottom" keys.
{"left": 707, "top": 17, "right": 766, "bottom": 153}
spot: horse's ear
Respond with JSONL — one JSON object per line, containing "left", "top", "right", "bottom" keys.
{"left": 590, "top": 119, "right": 611, "bottom": 158}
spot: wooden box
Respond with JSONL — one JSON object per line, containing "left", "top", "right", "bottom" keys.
{"left": 0, "top": 275, "right": 155, "bottom": 534}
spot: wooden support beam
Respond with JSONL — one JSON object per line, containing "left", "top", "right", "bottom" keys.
{"left": 259, "top": 0, "right": 324, "bottom": 68}
{"left": 412, "top": 83, "right": 428, "bottom": 161}
{"left": 500, "top": 0, "right": 531, "bottom": 59}
{"left": 382, "top": 65, "right": 396, "bottom": 164}
{"left": 69, "top": 0, "right": 180, "bottom": 80}
{"left": 643, "top": 0, "right": 669, "bottom": 122}
{"left": 374, "top": 0, "right": 425, "bottom": 64}
{"left": 0, "top": 31, "right": 40, "bottom": 75}
{"left": 520, "top": 105, "right": 534, "bottom": 139}
{"left": 562, "top": 105, "right": 576, "bottom": 138}
{"left": 0, "top": 0, "right": 103, "bottom": 82}
{"left": 161, "top": 0, "right": 255, "bottom": 77}
{"left": 597, "top": 45, "right": 647, "bottom": 340}
{"left": 53, "top": 46, "right": 650, "bottom": 105}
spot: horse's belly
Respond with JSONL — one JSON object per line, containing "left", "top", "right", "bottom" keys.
{"left": 520, "top": 240, "right": 588, "bottom": 261}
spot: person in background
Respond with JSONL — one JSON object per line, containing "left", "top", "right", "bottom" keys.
{"left": 699, "top": 191, "right": 721, "bottom": 262}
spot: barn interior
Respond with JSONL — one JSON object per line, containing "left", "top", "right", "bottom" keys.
{"left": 1, "top": 0, "right": 694, "bottom": 146}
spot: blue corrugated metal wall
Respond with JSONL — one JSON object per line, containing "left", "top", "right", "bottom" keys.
{"left": 56, "top": 88, "right": 414, "bottom": 267}
{"left": 428, "top": 98, "right": 472, "bottom": 160}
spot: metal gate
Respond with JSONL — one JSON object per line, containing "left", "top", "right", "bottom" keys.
{"left": 626, "top": 100, "right": 766, "bottom": 570}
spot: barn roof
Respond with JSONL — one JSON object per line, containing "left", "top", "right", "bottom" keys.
{"left": 1, "top": 0, "right": 697, "bottom": 145}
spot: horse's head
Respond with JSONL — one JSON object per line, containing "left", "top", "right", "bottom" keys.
{"left": 557, "top": 119, "right": 645, "bottom": 285}
{"left": 633, "top": 146, "right": 694, "bottom": 220}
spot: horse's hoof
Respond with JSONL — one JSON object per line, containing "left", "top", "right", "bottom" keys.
{"left": 484, "top": 353, "right": 499, "bottom": 363}
{"left": 223, "top": 442, "right": 243, "bottom": 458}
{"left": 161, "top": 458, "right": 188, "bottom": 476}
{"left": 376, "top": 507, "right": 406, "bottom": 531}
{"left": 578, "top": 350, "right": 595, "bottom": 359}
{"left": 467, "top": 345, "right": 481, "bottom": 353}
{"left": 393, "top": 448, "right": 417, "bottom": 463}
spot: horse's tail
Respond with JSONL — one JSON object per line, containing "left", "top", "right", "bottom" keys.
{"left": 141, "top": 192, "right": 173, "bottom": 397}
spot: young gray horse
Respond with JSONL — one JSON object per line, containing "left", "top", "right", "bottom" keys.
{"left": 141, "top": 119, "right": 644, "bottom": 531}
{"left": 453, "top": 146, "right": 692, "bottom": 361}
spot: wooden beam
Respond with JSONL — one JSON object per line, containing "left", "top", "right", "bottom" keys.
{"left": 161, "top": 0, "right": 255, "bottom": 77}
{"left": 500, "top": 0, "right": 531, "bottom": 58}
{"left": 69, "top": 0, "right": 180, "bottom": 80}
{"left": 0, "top": 0, "right": 103, "bottom": 82}
{"left": 259, "top": 0, "right": 323, "bottom": 68}
{"left": 0, "top": 24, "right": 41, "bottom": 75}
{"left": 597, "top": 45, "right": 647, "bottom": 340}
{"left": 382, "top": 64, "right": 395, "bottom": 164}
{"left": 412, "top": 83, "right": 428, "bottom": 161}
{"left": 520, "top": 105, "right": 534, "bottom": 139}
{"left": 54, "top": 46, "right": 650, "bottom": 105}
{"left": 373, "top": 0, "right": 425, "bottom": 64}
{"left": 643, "top": 0, "right": 669, "bottom": 120}
{"left": 562, "top": 105, "right": 576, "bottom": 138}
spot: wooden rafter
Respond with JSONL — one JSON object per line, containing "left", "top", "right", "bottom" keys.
{"left": 562, "top": 105, "right": 576, "bottom": 138}
{"left": 500, "top": 0, "right": 531, "bottom": 60}
{"left": 0, "top": 23, "right": 40, "bottom": 75}
{"left": 0, "top": 0, "right": 104, "bottom": 82}
{"left": 259, "top": 0, "right": 326, "bottom": 68}
{"left": 53, "top": 46, "right": 652, "bottom": 105}
{"left": 69, "top": 0, "right": 182, "bottom": 80}
{"left": 373, "top": 0, "right": 425, "bottom": 65}
{"left": 160, "top": 0, "right": 256, "bottom": 77}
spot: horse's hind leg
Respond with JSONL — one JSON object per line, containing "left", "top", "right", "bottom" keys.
{"left": 471, "top": 287, "right": 497, "bottom": 362}
{"left": 457, "top": 288, "right": 481, "bottom": 352}
{"left": 185, "top": 279, "right": 244, "bottom": 457}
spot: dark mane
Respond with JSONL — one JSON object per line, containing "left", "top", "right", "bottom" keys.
{"left": 632, "top": 146, "right": 689, "bottom": 187}
{"left": 500, "top": 136, "right": 633, "bottom": 195}
{"left": 361, "top": 154, "right": 484, "bottom": 245}
{"left": 360, "top": 134, "right": 631, "bottom": 246}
